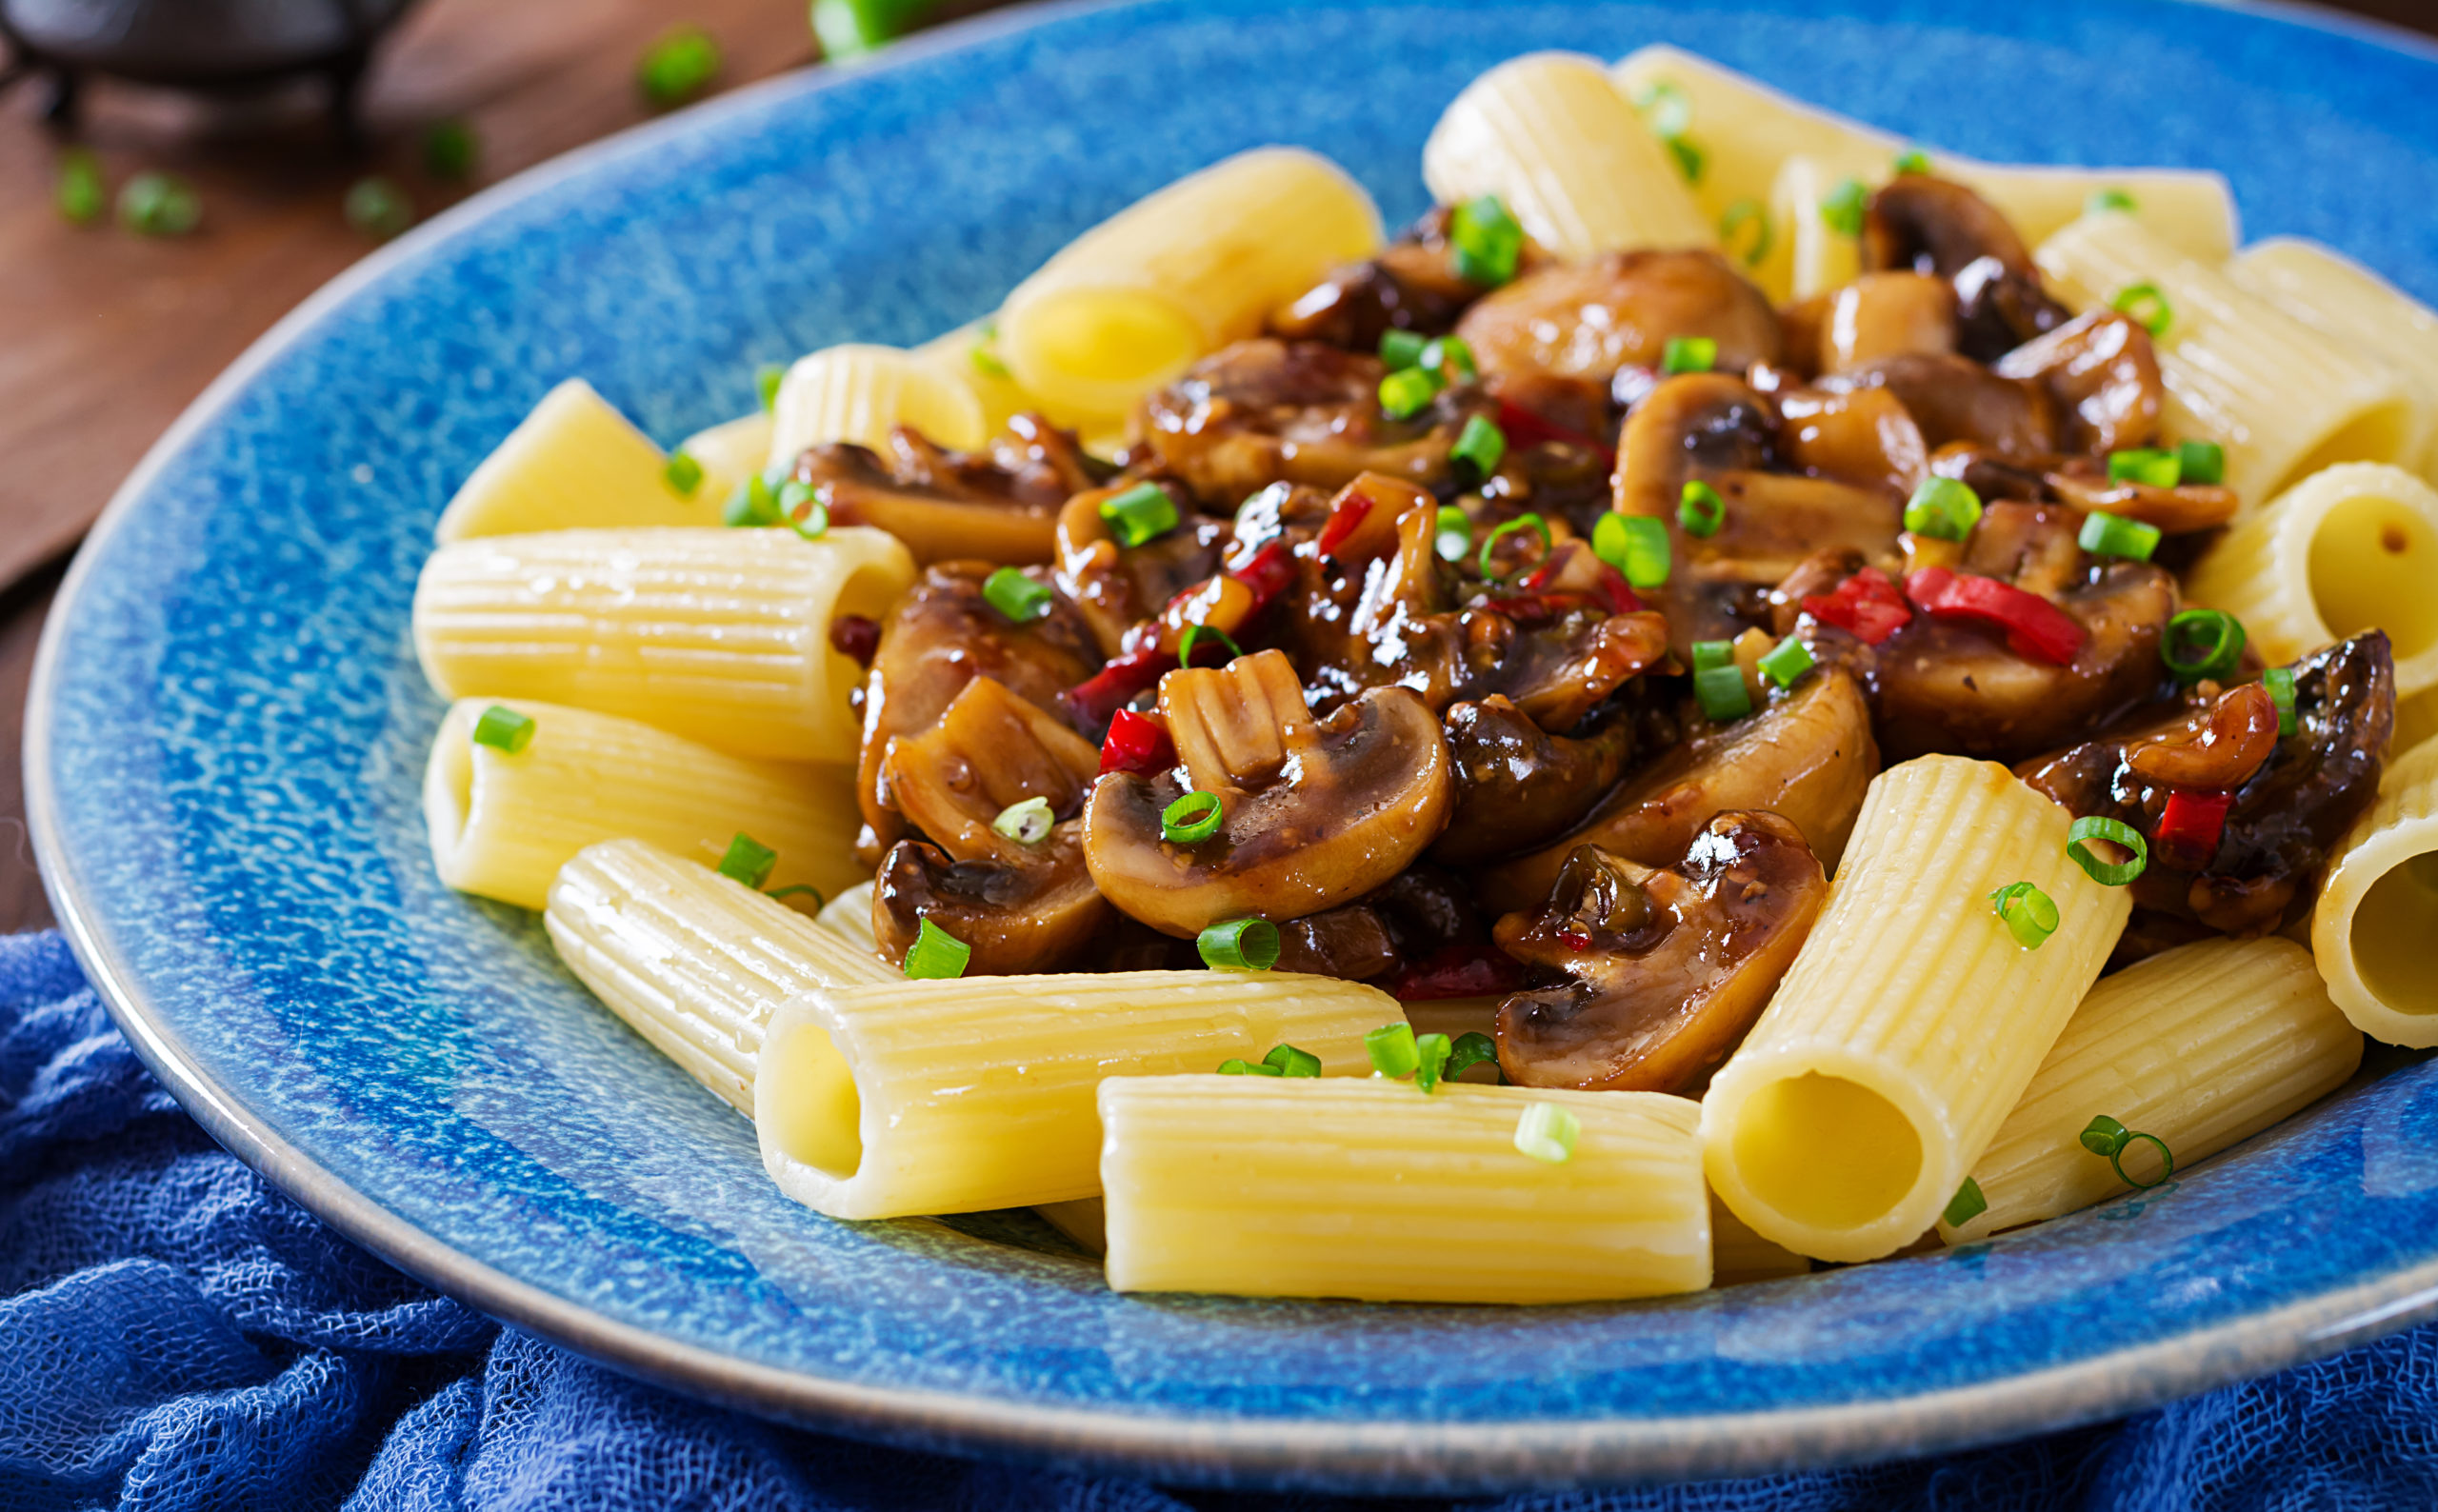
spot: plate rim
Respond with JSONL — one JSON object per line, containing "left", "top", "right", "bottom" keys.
{"left": 25, "top": 0, "right": 2438, "bottom": 1487}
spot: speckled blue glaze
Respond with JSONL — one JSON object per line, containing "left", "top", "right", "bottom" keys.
{"left": 27, "top": 0, "right": 2438, "bottom": 1492}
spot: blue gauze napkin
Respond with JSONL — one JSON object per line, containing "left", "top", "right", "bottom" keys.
{"left": 7, "top": 928, "right": 2438, "bottom": 1511}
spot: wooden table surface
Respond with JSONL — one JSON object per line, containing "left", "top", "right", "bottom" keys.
{"left": 2, "top": 0, "right": 2431, "bottom": 933}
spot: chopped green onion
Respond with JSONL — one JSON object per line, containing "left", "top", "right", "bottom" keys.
{"left": 1943, "top": 1177, "right": 1988, "bottom": 1227}
{"left": 1665, "top": 137, "right": 1706, "bottom": 185}
{"left": 757, "top": 364, "right": 785, "bottom": 413}
{"left": 724, "top": 472, "right": 779, "bottom": 527}
{"left": 1593, "top": 513, "right": 1671, "bottom": 588}
{"left": 1690, "top": 640, "right": 1736, "bottom": 672}
{"left": 1513, "top": 1102, "right": 1580, "bottom": 1163}
{"left": 903, "top": 917, "right": 970, "bottom": 979}
{"left": 422, "top": 119, "right": 478, "bottom": 181}
{"left": 2066, "top": 815, "right": 2149, "bottom": 886}
{"left": 638, "top": 25, "right": 722, "bottom": 109}
{"left": 1264, "top": 1043, "right": 1322, "bottom": 1078}
{"left": 1694, "top": 665, "right": 1753, "bottom": 723}
{"left": 1175, "top": 622, "right": 1243, "bottom": 668}
{"left": 1444, "top": 1031, "right": 1502, "bottom": 1084}
{"left": 1198, "top": 918, "right": 1281, "bottom": 971}
{"left": 1989, "top": 881, "right": 2060, "bottom": 949}
{"left": 344, "top": 176, "right": 415, "bottom": 241}
{"left": 1660, "top": 335, "right": 1717, "bottom": 375}
{"left": 1678, "top": 479, "right": 1726, "bottom": 537}
{"left": 1367, "top": 1022, "right": 1420, "bottom": 1081}
{"left": 1379, "top": 328, "right": 1429, "bottom": 370}
{"left": 1217, "top": 1057, "right": 1281, "bottom": 1077}
{"left": 969, "top": 342, "right": 1010, "bottom": 380}
{"left": 2162, "top": 608, "right": 2247, "bottom": 683}
{"left": 1412, "top": 1032, "right": 1453, "bottom": 1094}
{"left": 2176, "top": 440, "right": 2227, "bottom": 486}
{"left": 1903, "top": 477, "right": 1984, "bottom": 541}
{"left": 2108, "top": 448, "right": 2182, "bottom": 488}
{"left": 2077, "top": 510, "right": 2162, "bottom": 562}
{"left": 118, "top": 171, "right": 201, "bottom": 237}
{"left": 1820, "top": 177, "right": 1868, "bottom": 239}
{"left": 2111, "top": 281, "right": 2173, "bottom": 336}
{"left": 1379, "top": 366, "right": 1444, "bottom": 421}
{"left": 1632, "top": 79, "right": 1692, "bottom": 140}
{"left": 716, "top": 832, "right": 778, "bottom": 889}
{"left": 765, "top": 884, "right": 825, "bottom": 908}
{"left": 1161, "top": 790, "right": 1224, "bottom": 846}
{"left": 1451, "top": 414, "right": 1507, "bottom": 478}
{"left": 470, "top": 705, "right": 535, "bottom": 754}
{"left": 1893, "top": 149, "right": 1932, "bottom": 175}
{"left": 1433, "top": 506, "right": 1473, "bottom": 563}
{"left": 2265, "top": 666, "right": 2298, "bottom": 737}
{"left": 2087, "top": 188, "right": 2137, "bottom": 214}
{"left": 982, "top": 566, "right": 1053, "bottom": 624}
{"left": 990, "top": 796, "right": 1055, "bottom": 846}
{"left": 1099, "top": 482, "right": 1180, "bottom": 547}
{"left": 778, "top": 480, "right": 828, "bottom": 540}
{"left": 1758, "top": 636, "right": 1814, "bottom": 690}
{"left": 1449, "top": 194, "right": 1524, "bottom": 287}
{"left": 1477, "top": 513, "right": 1550, "bottom": 583}
{"left": 1420, "top": 335, "right": 1477, "bottom": 380}
{"left": 664, "top": 451, "right": 705, "bottom": 498}
{"left": 56, "top": 148, "right": 104, "bottom": 225}
{"left": 1719, "top": 198, "right": 1772, "bottom": 269}
{"left": 2080, "top": 1113, "right": 2175, "bottom": 1189}
{"left": 811, "top": 0, "right": 937, "bottom": 59}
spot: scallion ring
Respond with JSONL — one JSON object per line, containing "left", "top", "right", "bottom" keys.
{"left": 1660, "top": 334, "right": 1717, "bottom": 376}
{"left": 1444, "top": 1030, "right": 1503, "bottom": 1084}
{"left": 1593, "top": 512, "right": 1671, "bottom": 588}
{"left": 1719, "top": 198, "right": 1772, "bottom": 268}
{"left": 1379, "top": 365, "right": 1444, "bottom": 421}
{"left": 1904, "top": 477, "right": 1983, "bottom": 541}
{"left": 1419, "top": 335, "right": 1477, "bottom": 381}
{"left": 1693, "top": 664, "right": 1753, "bottom": 723}
{"left": 1757, "top": 635, "right": 1814, "bottom": 690}
{"left": 990, "top": 796, "right": 1055, "bottom": 846}
{"left": 1820, "top": 176, "right": 1868, "bottom": 238}
{"left": 716, "top": 831, "right": 778, "bottom": 889}
{"left": 2162, "top": 608, "right": 2247, "bottom": 683}
{"left": 2077, "top": 509, "right": 2162, "bottom": 562}
{"left": 2264, "top": 666, "right": 2297, "bottom": 737}
{"left": 2107, "top": 448, "right": 2181, "bottom": 487}
{"left": 2066, "top": 815, "right": 2148, "bottom": 886}
{"left": 1099, "top": 482, "right": 1181, "bottom": 547}
{"left": 1175, "top": 622, "right": 1243, "bottom": 668}
{"left": 470, "top": 705, "right": 535, "bottom": 754}
{"left": 2081, "top": 1114, "right": 2175, "bottom": 1190}
{"left": 1513, "top": 1102, "right": 1580, "bottom": 1163}
{"left": 2177, "top": 440, "right": 2227, "bottom": 487}
{"left": 903, "top": 917, "right": 971, "bottom": 980}
{"left": 1161, "top": 790, "right": 1224, "bottom": 846}
{"left": 663, "top": 450, "right": 705, "bottom": 498}
{"left": 1477, "top": 512, "right": 1550, "bottom": 583}
{"left": 756, "top": 363, "right": 784, "bottom": 413}
{"left": 2111, "top": 280, "right": 2173, "bottom": 336}
{"left": 981, "top": 566, "right": 1053, "bottom": 624}
{"left": 1412, "top": 1032, "right": 1453, "bottom": 1094}
{"left": 1989, "top": 881, "right": 2059, "bottom": 949}
{"left": 1678, "top": 478, "right": 1726, "bottom": 537}
{"left": 1451, "top": 414, "right": 1507, "bottom": 478}
{"left": 1263, "top": 1043, "right": 1322, "bottom": 1078}
{"left": 1379, "top": 328, "right": 1429, "bottom": 370}
{"left": 1433, "top": 506, "right": 1473, "bottom": 563}
{"left": 1943, "top": 1178, "right": 1988, "bottom": 1227}
{"left": 1197, "top": 918, "right": 1280, "bottom": 971}
{"left": 1366, "top": 1021, "right": 1421, "bottom": 1081}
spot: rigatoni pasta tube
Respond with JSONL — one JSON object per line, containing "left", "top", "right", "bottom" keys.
{"left": 2313, "top": 739, "right": 2438, "bottom": 1047}
{"left": 765, "top": 344, "right": 989, "bottom": 471}
{"left": 1099, "top": 1078, "right": 1709, "bottom": 1303}
{"left": 755, "top": 971, "right": 1394, "bottom": 1220}
{"left": 413, "top": 526, "right": 915, "bottom": 762}
{"left": 996, "top": 148, "right": 1381, "bottom": 425}
{"left": 2228, "top": 239, "right": 2438, "bottom": 479}
{"left": 434, "top": 379, "right": 708, "bottom": 542}
{"left": 1701, "top": 756, "right": 2130, "bottom": 1263}
{"left": 2035, "top": 212, "right": 2414, "bottom": 508}
{"left": 1423, "top": 52, "right": 1711, "bottom": 265}
{"left": 544, "top": 839, "right": 890, "bottom": 1113}
{"left": 1939, "top": 938, "right": 2361, "bottom": 1243}
{"left": 423, "top": 698, "right": 868, "bottom": 910}
{"left": 812, "top": 879, "right": 879, "bottom": 956}
{"left": 2187, "top": 464, "right": 2438, "bottom": 701}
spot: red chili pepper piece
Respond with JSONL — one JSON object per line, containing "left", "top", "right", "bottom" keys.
{"left": 1592, "top": 565, "right": 1643, "bottom": 617}
{"left": 1495, "top": 399, "right": 1617, "bottom": 468}
{"left": 1313, "top": 492, "right": 1375, "bottom": 563}
{"left": 1064, "top": 647, "right": 1174, "bottom": 737}
{"left": 1098, "top": 708, "right": 1175, "bottom": 776}
{"left": 1231, "top": 539, "right": 1297, "bottom": 610}
{"left": 2154, "top": 788, "right": 2235, "bottom": 869}
{"left": 1382, "top": 944, "right": 1525, "bottom": 1002}
{"left": 1802, "top": 567, "right": 1912, "bottom": 647}
{"left": 1904, "top": 567, "right": 2086, "bottom": 666}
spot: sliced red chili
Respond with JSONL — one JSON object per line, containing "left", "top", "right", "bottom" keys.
{"left": 1063, "top": 647, "right": 1174, "bottom": 737}
{"left": 1382, "top": 944, "right": 1525, "bottom": 1002}
{"left": 1591, "top": 565, "right": 1644, "bottom": 618}
{"left": 1904, "top": 567, "right": 2086, "bottom": 666}
{"left": 1495, "top": 398, "right": 1616, "bottom": 469}
{"left": 1802, "top": 567, "right": 1912, "bottom": 647}
{"left": 2154, "top": 788, "right": 2235, "bottom": 870}
{"left": 1097, "top": 708, "right": 1175, "bottom": 776}
{"left": 1313, "top": 491, "right": 1376, "bottom": 564}
{"left": 1231, "top": 539, "right": 1298, "bottom": 612}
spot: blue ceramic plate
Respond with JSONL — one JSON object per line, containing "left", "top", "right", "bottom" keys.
{"left": 29, "top": 0, "right": 2438, "bottom": 1492}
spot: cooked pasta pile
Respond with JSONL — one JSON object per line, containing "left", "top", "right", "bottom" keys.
{"left": 409, "top": 47, "right": 2438, "bottom": 1304}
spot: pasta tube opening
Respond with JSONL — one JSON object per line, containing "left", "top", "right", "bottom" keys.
{"left": 1724, "top": 1068, "right": 1925, "bottom": 1234}
{"left": 2315, "top": 742, "right": 2438, "bottom": 1045}
{"left": 425, "top": 706, "right": 480, "bottom": 882}
{"left": 759, "top": 1010, "right": 865, "bottom": 1179}
{"left": 2308, "top": 491, "right": 2438, "bottom": 679}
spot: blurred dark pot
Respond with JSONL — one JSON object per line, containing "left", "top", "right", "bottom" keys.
{"left": 2, "top": 0, "right": 419, "bottom": 85}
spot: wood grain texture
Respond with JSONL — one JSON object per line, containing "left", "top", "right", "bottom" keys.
{"left": 0, "top": 0, "right": 2429, "bottom": 932}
